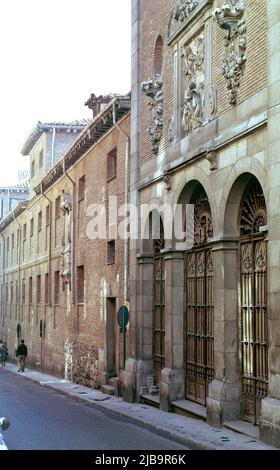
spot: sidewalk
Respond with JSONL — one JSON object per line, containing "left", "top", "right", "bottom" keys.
{"left": 3, "top": 362, "right": 276, "bottom": 450}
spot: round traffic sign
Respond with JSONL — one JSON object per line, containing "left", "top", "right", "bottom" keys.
{"left": 117, "top": 305, "right": 129, "bottom": 328}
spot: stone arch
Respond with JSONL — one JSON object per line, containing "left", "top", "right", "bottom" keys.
{"left": 219, "top": 159, "right": 267, "bottom": 238}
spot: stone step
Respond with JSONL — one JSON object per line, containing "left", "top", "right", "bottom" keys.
{"left": 109, "top": 377, "right": 119, "bottom": 396}
{"left": 171, "top": 400, "right": 207, "bottom": 422}
{"left": 100, "top": 384, "right": 115, "bottom": 396}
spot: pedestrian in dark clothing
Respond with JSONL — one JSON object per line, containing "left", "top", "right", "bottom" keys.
{"left": 16, "top": 340, "right": 28, "bottom": 372}
{"left": 0, "top": 342, "right": 8, "bottom": 367}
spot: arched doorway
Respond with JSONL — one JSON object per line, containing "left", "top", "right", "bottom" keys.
{"left": 239, "top": 177, "right": 268, "bottom": 424}
{"left": 185, "top": 185, "right": 214, "bottom": 405}
{"left": 153, "top": 217, "right": 165, "bottom": 385}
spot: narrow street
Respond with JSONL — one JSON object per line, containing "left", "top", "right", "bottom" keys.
{"left": 0, "top": 369, "right": 187, "bottom": 450}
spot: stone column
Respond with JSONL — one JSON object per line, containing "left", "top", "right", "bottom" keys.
{"left": 160, "top": 251, "right": 185, "bottom": 411}
{"left": 260, "top": 0, "right": 280, "bottom": 448}
{"left": 207, "top": 240, "right": 242, "bottom": 427}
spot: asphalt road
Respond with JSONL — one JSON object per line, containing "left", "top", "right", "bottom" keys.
{"left": 0, "top": 369, "right": 187, "bottom": 450}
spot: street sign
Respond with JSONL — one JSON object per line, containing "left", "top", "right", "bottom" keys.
{"left": 117, "top": 306, "right": 129, "bottom": 370}
{"left": 117, "top": 305, "right": 129, "bottom": 329}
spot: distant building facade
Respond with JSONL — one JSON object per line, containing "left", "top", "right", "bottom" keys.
{"left": 121, "top": 0, "right": 280, "bottom": 448}
{"left": 0, "top": 186, "right": 29, "bottom": 221}
{"left": 0, "top": 95, "right": 130, "bottom": 389}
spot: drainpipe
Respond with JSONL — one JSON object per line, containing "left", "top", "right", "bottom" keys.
{"left": 113, "top": 101, "right": 130, "bottom": 303}
{"left": 51, "top": 127, "right": 56, "bottom": 167}
{"left": 41, "top": 184, "right": 52, "bottom": 308}
{"left": 63, "top": 159, "right": 76, "bottom": 305}
{"left": 0, "top": 233, "right": 5, "bottom": 326}
{"left": 12, "top": 212, "right": 21, "bottom": 329}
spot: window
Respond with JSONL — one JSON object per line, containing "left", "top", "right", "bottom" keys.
{"left": 78, "top": 175, "right": 86, "bottom": 200}
{"left": 31, "top": 160, "right": 35, "bottom": 178}
{"left": 54, "top": 271, "right": 60, "bottom": 304}
{"left": 38, "top": 211, "right": 42, "bottom": 231}
{"left": 55, "top": 196, "right": 61, "bottom": 219}
{"left": 7, "top": 237, "right": 9, "bottom": 253}
{"left": 45, "top": 273, "right": 49, "bottom": 305}
{"left": 23, "top": 223, "right": 27, "bottom": 240}
{"left": 12, "top": 233, "right": 14, "bottom": 249}
{"left": 77, "top": 265, "right": 84, "bottom": 304}
{"left": 46, "top": 205, "right": 50, "bottom": 226}
{"left": 154, "top": 35, "right": 163, "bottom": 77}
{"left": 10, "top": 282, "right": 13, "bottom": 304}
{"left": 37, "top": 275, "right": 41, "bottom": 304}
{"left": 39, "top": 149, "right": 44, "bottom": 168}
{"left": 22, "top": 279, "right": 26, "bottom": 304}
{"left": 107, "top": 240, "right": 116, "bottom": 264}
{"left": 107, "top": 148, "right": 117, "bottom": 181}
{"left": 29, "top": 277, "right": 33, "bottom": 304}
{"left": 30, "top": 218, "right": 34, "bottom": 237}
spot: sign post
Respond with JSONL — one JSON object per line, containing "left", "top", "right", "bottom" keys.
{"left": 117, "top": 305, "right": 129, "bottom": 371}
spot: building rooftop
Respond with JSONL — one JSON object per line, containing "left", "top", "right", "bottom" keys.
{"left": 21, "top": 120, "right": 91, "bottom": 156}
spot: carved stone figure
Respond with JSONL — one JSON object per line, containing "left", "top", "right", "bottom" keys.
{"left": 206, "top": 150, "right": 217, "bottom": 171}
{"left": 181, "top": 33, "right": 205, "bottom": 134}
{"left": 141, "top": 77, "right": 163, "bottom": 154}
{"left": 213, "top": 2, "right": 247, "bottom": 105}
{"left": 169, "top": 0, "right": 200, "bottom": 36}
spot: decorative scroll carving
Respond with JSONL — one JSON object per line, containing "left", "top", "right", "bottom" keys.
{"left": 206, "top": 150, "right": 217, "bottom": 171}
{"left": 169, "top": 0, "right": 200, "bottom": 36}
{"left": 168, "top": 116, "right": 175, "bottom": 142}
{"left": 181, "top": 32, "right": 205, "bottom": 134}
{"left": 141, "top": 77, "right": 163, "bottom": 154}
{"left": 213, "top": 2, "right": 247, "bottom": 105}
{"left": 240, "top": 180, "right": 267, "bottom": 236}
{"left": 192, "top": 187, "right": 213, "bottom": 245}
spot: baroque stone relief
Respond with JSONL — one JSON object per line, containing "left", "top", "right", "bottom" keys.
{"left": 169, "top": 0, "right": 201, "bottom": 37}
{"left": 181, "top": 32, "right": 205, "bottom": 134}
{"left": 213, "top": 1, "right": 247, "bottom": 105}
{"left": 141, "top": 77, "right": 163, "bottom": 154}
{"left": 60, "top": 191, "right": 72, "bottom": 284}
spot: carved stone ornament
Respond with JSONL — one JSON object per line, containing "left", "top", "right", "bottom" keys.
{"left": 181, "top": 32, "right": 205, "bottom": 134}
{"left": 168, "top": 116, "right": 175, "bottom": 142}
{"left": 206, "top": 150, "right": 217, "bottom": 171}
{"left": 61, "top": 191, "right": 72, "bottom": 215}
{"left": 169, "top": 0, "right": 200, "bottom": 36}
{"left": 141, "top": 77, "right": 163, "bottom": 154}
{"left": 213, "top": 2, "right": 247, "bottom": 105}
{"left": 60, "top": 243, "right": 72, "bottom": 284}
{"left": 163, "top": 172, "right": 172, "bottom": 191}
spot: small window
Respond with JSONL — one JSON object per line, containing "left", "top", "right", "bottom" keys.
{"left": 46, "top": 205, "right": 50, "bottom": 226}
{"left": 54, "top": 271, "right": 60, "bottom": 304}
{"left": 31, "top": 160, "right": 35, "bottom": 178}
{"left": 55, "top": 196, "right": 61, "bottom": 219}
{"left": 39, "top": 149, "right": 44, "bottom": 168}
{"left": 30, "top": 218, "right": 34, "bottom": 237}
{"left": 77, "top": 265, "right": 84, "bottom": 303}
{"left": 29, "top": 277, "right": 33, "bottom": 305}
{"left": 22, "top": 279, "right": 26, "bottom": 304}
{"left": 45, "top": 273, "right": 49, "bottom": 305}
{"left": 12, "top": 233, "right": 15, "bottom": 249}
{"left": 10, "top": 283, "right": 13, "bottom": 304}
{"left": 23, "top": 223, "right": 27, "bottom": 240}
{"left": 107, "top": 240, "right": 116, "bottom": 264}
{"left": 37, "top": 275, "right": 41, "bottom": 304}
{"left": 78, "top": 175, "right": 86, "bottom": 200}
{"left": 38, "top": 211, "right": 42, "bottom": 231}
{"left": 154, "top": 35, "right": 163, "bottom": 77}
{"left": 7, "top": 237, "right": 9, "bottom": 252}
{"left": 107, "top": 148, "right": 117, "bottom": 181}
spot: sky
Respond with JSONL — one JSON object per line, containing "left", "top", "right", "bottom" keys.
{"left": 0, "top": 0, "right": 131, "bottom": 186}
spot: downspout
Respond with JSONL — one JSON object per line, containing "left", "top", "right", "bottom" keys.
{"left": 113, "top": 101, "right": 130, "bottom": 303}
{"left": 12, "top": 212, "right": 21, "bottom": 329}
{"left": 41, "top": 184, "right": 52, "bottom": 307}
{"left": 41, "top": 184, "right": 52, "bottom": 374}
{"left": 51, "top": 127, "right": 56, "bottom": 167}
{"left": 63, "top": 159, "right": 76, "bottom": 305}
{"left": 0, "top": 233, "right": 5, "bottom": 326}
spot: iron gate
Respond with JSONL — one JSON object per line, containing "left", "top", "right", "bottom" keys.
{"left": 241, "top": 239, "right": 268, "bottom": 424}
{"left": 185, "top": 248, "right": 214, "bottom": 405}
{"left": 153, "top": 253, "right": 165, "bottom": 385}
{"left": 240, "top": 178, "right": 268, "bottom": 424}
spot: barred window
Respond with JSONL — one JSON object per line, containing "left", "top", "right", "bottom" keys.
{"left": 107, "top": 148, "right": 117, "bottom": 181}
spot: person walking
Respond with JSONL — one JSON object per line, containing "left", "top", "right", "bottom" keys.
{"left": 16, "top": 339, "right": 28, "bottom": 372}
{"left": 0, "top": 342, "right": 8, "bottom": 367}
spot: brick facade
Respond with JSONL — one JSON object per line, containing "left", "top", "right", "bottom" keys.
{"left": 0, "top": 101, "right": 130, "bottom": 389}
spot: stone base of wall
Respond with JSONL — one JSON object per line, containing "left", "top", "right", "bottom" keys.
{"left": 207, "top": 380, "right": 242, "bottom": 427}
{"left": 71, "top": 342, "right": 100, "bottom": 388}
{"left": 260, "top": 397, "right": 280, "bottom": 448}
